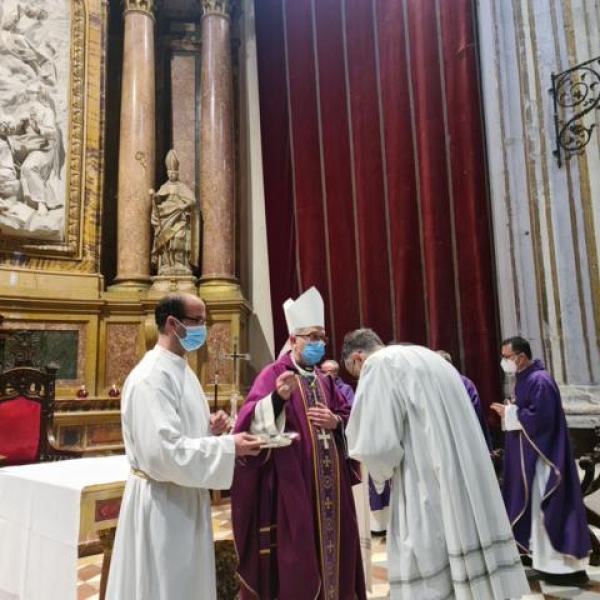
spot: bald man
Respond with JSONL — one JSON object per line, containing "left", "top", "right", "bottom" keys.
{"left": 107, "top": 294, "right": 263, "bottom": 600}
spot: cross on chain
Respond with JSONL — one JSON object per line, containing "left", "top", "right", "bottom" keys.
{"left": 308, "top": 375, "right": 331, "bottom": 451}
{"left": 317, "top": 429, "right": 330, "bottom": 450}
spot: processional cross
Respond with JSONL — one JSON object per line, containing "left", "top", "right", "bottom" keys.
{"left": 220, "top": 338, "right": 251, "bottom": 420}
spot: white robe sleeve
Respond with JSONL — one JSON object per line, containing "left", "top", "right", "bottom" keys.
{"left": 504, "top": 404, "right": 522, "bottom": 431}
{"left": 249, "top": 394, "right": 287, "bottom": 435}
{"left": 346, "top": 355, "right": 406, "bottom": 485}
{"left": 126, "top": 375, "right": 236, "bottom": 490}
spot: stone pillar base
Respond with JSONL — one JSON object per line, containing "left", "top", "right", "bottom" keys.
{"left": 561, "top": 384, "right": 600, "bottom": 427}
{"left": 149, "top": 276, "right": 198, "bottom": 295}
{"left": 108, "top": 280, "right": 151, "bottom": 293}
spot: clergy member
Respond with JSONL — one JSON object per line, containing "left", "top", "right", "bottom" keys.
{"left": 106, "top": 294, "right": 264, "bottom": 600}
{"left": 320, "top": 358, "right": 355, "bottom": 406}
{"left": 343, "top": 329, "right": 529, "bottom": 600}
{"left": 231, "top": 287, "right": 367, "bottom": 600}
{"left": 436, "top": 350, "right": 493, "bottom": 450}
{"left": 491, "top": 336, "right": 590, "bottom": 586}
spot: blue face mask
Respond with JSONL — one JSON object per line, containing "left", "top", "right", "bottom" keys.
{"left": 301, "top": 341, "right": 326, "bottom": 366}
{"left": 175, "top": 322, "right": 207, "bottom": 352}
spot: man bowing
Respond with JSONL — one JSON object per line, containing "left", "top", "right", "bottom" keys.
{"left": 343, "top": 329, "right": 529, "bottom": 600}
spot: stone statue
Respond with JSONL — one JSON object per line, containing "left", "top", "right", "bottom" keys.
{"left": 150, "top": 150, "right": 200, "bottom": 276}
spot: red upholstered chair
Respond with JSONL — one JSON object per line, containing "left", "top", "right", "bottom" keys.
{"left": 0, "top": 365, "right": 82, "bottom": 466}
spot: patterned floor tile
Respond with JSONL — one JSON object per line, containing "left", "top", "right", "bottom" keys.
{"left": 77, "top": 505, "right": 600, "bottom": 600}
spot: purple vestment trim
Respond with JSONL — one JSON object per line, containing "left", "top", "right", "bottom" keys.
{"left": 297, "top": 375, "right": 340, "bottom": 599}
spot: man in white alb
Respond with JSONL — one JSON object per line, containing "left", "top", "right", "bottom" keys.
{"left": 106, "top": 293, "right": 263, "bottom": 600}
{"left": 343, "top": 329, "right": 529, "bottom": 600}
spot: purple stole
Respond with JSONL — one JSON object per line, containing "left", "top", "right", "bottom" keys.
{"left": 297, "top": 373, "right": 341, "bottom": 598}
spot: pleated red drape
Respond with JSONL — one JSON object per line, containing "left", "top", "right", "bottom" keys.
{"left": 254, "top": 0, "right": 501, "bottom": 416}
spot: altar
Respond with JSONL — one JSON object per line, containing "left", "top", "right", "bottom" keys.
{"left": 0, "top": 455, "right": 129, "bottom": 600}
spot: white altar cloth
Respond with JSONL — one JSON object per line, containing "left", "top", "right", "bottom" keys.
{"left": 0, "top": 455, "right": 129, "bottom": 600}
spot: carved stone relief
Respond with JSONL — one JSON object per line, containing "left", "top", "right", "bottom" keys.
{"left": 0, "top": 0, "right": 74, "bottom": 241}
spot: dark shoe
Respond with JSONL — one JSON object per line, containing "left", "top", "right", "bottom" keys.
{"left": 520, "top": 554, "right": 532, "bottom": 567}
{"left": 535, "top": 569, "right": 589, "bottom": 587}
{"left": 371, "top": 530, "right": 387, "bottom": 538}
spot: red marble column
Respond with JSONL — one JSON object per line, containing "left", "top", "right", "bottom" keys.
{"left": 199, "top": 0, "right": 236, "bottom": 282}
{"left": 114, "top": 0, "right": 156, "bottom": 288}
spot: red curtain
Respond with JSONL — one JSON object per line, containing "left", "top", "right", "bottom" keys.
{"left": 254, "top": 0, "right": 501, "bottom": 417}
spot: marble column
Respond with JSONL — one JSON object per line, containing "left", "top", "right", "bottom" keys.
{"left": 114, "top": 0, "right": 156, "bottom": 289}
{"left": 477, "top": 0, "right": 600, "bottom": 421}
{"left": 199, "top": 0, "right": 236, "bottom": 282}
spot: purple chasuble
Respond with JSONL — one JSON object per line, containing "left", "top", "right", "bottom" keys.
{"left": 332, "top": 377, "right": 355, "bottom": 407}
{"left": 368, "top": 477, "right": 390, "bottom": 512}
{"left": 231, "top": 352, "right": 366, "bottom": 600}
{"left": 460, "top": 375, "right": 493, "bottom": 451}
{"left": 502, "top": 360, "right": 590, "bottom": 558}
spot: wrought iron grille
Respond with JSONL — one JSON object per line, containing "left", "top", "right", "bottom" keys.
{"left": 551, "top": 56, "right": 600, "bottom": 167}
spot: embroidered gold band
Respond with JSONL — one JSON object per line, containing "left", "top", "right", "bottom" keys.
{"left": 131, "top": 467, "right": 152, "bottom": 481}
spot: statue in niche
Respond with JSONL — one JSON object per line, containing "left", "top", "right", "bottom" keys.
{"left": 150, "top": 149, "right": 200, "bottom": 276}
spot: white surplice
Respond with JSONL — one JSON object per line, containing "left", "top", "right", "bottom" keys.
{"left": 347, "top": 345, "right": 529, "bottom": 600}
{"left": 353, "top": 464, "right": 373, "bottom": 591}
{"left": 106, "top": 346, "right": 236, "bottom": 600}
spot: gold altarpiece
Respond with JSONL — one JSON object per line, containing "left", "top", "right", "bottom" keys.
{"left": 0, "top": 0, "right": 251, "bottom": 454}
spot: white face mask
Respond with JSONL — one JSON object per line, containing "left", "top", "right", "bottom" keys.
{"left": 500, "top": 358, "right": 517, "bottom": 375}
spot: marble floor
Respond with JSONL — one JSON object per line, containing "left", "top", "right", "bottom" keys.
{"left": 77, "top": 505, "right": 600, "bottom": 599}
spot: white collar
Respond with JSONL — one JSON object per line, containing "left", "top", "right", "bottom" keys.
{"left": 291, "top": 355, "right": 315, "bottom": 378}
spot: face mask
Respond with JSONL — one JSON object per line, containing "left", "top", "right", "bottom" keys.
{"left": 500, "top": 358, "right": 517, "bottom": 375}
{"left": 301, "top": 341, "right": 326, "bottom": 366}
{"left": 175, "top": 322, "right": 207, "bottom": 352}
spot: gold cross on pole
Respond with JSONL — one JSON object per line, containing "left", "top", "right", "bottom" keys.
{"left": 220, "top": 338, "right": 251, "bottom": 420}
{"left": 220, "top": 338, "right": 251, "bottom": 393}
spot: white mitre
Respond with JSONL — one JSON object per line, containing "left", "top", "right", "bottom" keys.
{"left": 283, "top": 286, "right": 325, "bottom": 333}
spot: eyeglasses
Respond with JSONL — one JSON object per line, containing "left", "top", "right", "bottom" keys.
{"left": 296, "top": 333, "right": 329, "bottom": 344}
{"left": 182, "top": 315, "right": 206, "bottom": 326}
{"left": 344, "top": 358, "right": 360, "bottom": 378}
{"left": 501, "top": 352, "right": 517, "bottom": 360}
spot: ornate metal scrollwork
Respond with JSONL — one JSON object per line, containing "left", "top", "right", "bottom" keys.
{"left": 551, "top": 56, "right": 600, "bottom": 167}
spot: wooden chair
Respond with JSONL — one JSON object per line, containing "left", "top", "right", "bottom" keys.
{"left": 0, "top": 364, "right": 82, "bottom": 465}
{"left": 570, "top": 426, "right": 600, "bottom": 566}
